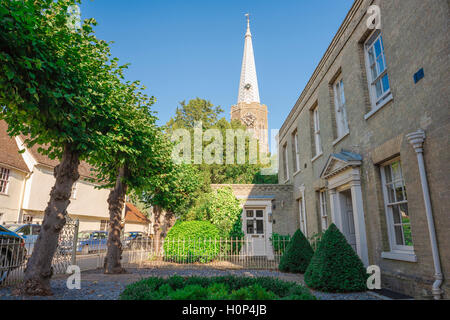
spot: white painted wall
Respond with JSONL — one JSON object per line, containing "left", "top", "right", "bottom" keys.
{"left": 0, "top": 168, "right": 27, "bottom": 224}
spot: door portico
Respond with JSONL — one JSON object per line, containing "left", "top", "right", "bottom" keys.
{"left": 321, "top": 151, "right": 369, "bottom": 266}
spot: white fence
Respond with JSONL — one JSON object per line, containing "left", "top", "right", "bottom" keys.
{"left": 1, "top": 228, "right": 292, "bottom": 287}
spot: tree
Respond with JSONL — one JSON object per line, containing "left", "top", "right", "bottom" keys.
{"left": 278, "top": 229, "right": 314, "bottom": 273}
{"left": 304, "top": 224, "right": 368, "bottom": 292}
{"left": 142, "top": 164, "right": 203, "bottom": 253}
{"left": 167, "top": 98, "right": 270, "bottom": 186}
{"left": 186, "top": 187, "right": 243, "bottom": 239}
{"left": 0, "top": 0, "right": 127, "bottom": 294}
{"left": 89, "top": 80, "right": 172, "bottom": 274}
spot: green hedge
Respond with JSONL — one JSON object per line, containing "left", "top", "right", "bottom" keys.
{"left": 163, "top": 221, "right": 221, "bottom": 263}
{"left": 120, "top": 275, "right": 316, "bottom": 300}
{"left": 278, "top": 229, "right": 314, "bottom": 273}
{"left": 304, "top": 224, "right": 368, "bottom": 292}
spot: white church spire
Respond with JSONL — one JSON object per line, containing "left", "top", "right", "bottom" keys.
{"left": 238, "top": 14, "right": 260, "bottom": 104}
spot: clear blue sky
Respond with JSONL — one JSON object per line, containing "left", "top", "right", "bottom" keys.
{"left": 80, "top": 0, "right": 354, "bottom": 130}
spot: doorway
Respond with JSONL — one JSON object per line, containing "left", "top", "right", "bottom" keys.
{"left": 339, "top": 189, "right": 357, "bottom": 252}
{"left": 243, "top": 208, "right": 266, "bottom": 256}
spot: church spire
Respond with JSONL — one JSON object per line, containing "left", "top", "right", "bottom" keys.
{"left": 238, "top": 14, "right": 260, "bottom": 104}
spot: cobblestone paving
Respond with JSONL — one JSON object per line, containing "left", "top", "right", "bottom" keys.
{"left": 0, "top": 267, "right": 385, "bottom": 300}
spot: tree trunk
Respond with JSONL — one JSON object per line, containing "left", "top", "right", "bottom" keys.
{"left": 104, "top": 166, "right": 128, "bottom": 274}
{"left": 152, "top": 205, "right": 163, "bottom": 255}
{"left": 17, "top": 144, "right": 80, "bottom": 296}
{"left": 152, "top": 206, "right": 175, "bottom": 257}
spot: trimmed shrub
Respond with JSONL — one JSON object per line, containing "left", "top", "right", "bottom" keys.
{"left": 163, "top": 221, "right": 220, "bottom": 263}
{"left": 278, "top": 229, "right": 314, "bottom": 273}
{"left": 304, "top": 223, "right": 368, "bottom": 292}
{"left": 120, "top": 275, "right": 316, "bottom": 300}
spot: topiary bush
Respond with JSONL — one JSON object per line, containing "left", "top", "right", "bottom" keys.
{"left": 163, "top": 221, "right": 221, "bottom": 263}
{"left": 120, "top": 275, "right": 316, "bottom": 300}
{"left": 278, "top": 229, "right": 314, "bottom": 273}
{"left": 304, "top": 223, "right": 368, "bottom": 292}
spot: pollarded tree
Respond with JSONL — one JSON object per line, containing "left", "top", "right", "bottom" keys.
{"left": 142, "top": 164, "right": 203, "bottom": 253}
{"left": 0, "top": 0, "right": 127, "bottom": 294}
{"left": 90, "top": 80, "right": 173, "bottom": 274}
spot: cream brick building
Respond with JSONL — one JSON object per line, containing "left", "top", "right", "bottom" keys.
{"left": 0, "top": 120, "right": 150, "bottom": 233}
{"left": 276, "top": 0, "right": 449, "bottom": 298}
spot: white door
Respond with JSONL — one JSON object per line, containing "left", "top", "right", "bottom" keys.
{"left": 340, "top": 190, "right": 357, "bottom": 252}
{"left": 244, "top": 209, "right": 266, "bottom": 256}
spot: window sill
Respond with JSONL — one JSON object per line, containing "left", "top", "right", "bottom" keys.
{"left": 381, "top": 250, "right": 417, "bottom": 262}
{"left": 293, "top": 169, "right": 302, "bottom": 177}
{"left": 332, "top": 131, "right": 350, "bottom": 146}
{"left": 364, "top": 94, "right": 393, "bottom": 120}
{"left": 311, "top": 152, "right": 323, "bottom": 163}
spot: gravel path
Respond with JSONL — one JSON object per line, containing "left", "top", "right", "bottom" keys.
{"left": 0, "top": 267, "right": 385, "bottom": 300}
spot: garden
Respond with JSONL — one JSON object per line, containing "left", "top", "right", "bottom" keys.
{"left": 120, "top": 275, "right": 315, "bottom": 300}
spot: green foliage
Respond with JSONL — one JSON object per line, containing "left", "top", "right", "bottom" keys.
{"left": 304, "top": 224, "right": 368, "bottom": 292}
{"left": 120, "top": 275, "right": 316, "bottom": 300}
{"left": 0, "top": 0, "right": 126, "bottom": 160}
{"left": 142, "top": 164, "right": 203, "bottom": 217}
{"left": 279, "top": 229, "right": 314, "bottom": 273}
{"left": 187, "top": 187, "right": 243, "bottom": 239}
{"left": 166, "top": 98, "right": 272, "bottom": 187}
{"left": 270, "top": 233, "right": 291, "bottom": 255}
{"left": 163, "top": 221, "right": 221, "bottom": 263}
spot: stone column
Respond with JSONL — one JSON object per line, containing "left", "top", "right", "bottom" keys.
{"left": 328, "top": 189, "right": 342, "bottom": 231}
{"left": 406, "top": 129, "right": 443, "bottom": 299}
{"left": 349, "top": 178, "right": 369, "bottom": 266}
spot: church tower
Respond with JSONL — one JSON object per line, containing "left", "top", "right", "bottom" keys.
{"left": 231, "top": 14, "right": 269, "bottom": 154}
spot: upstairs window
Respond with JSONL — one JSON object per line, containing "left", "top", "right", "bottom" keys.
{"left": 312, "top": 106, "right": 322, "bottom": 157}
{"left": 380, "top": 160, "right": 413, "bottom": 252}
{"left": 282, "top": 143, "right": 289, "bottom": 182}
{"left": 0, "top": 167, "right": 10, "bottom": 194}
{"left": 292, "top": 129, "right": 300, "bottom": 173}
{"left": 333, "top": 76, "right": 349, "bottom": 138}
{"left": 364, "top": 31, "right": 392, "bottom": 109}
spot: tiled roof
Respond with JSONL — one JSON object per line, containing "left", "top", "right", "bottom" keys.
{"left": 125, "top": 203, "right": 150, "bottom": 224}
{"left": 24, "top": 142, "right": 96, "bottom": 179}
{"left": 0, "top": 120, "right": 30, "bottom": 172}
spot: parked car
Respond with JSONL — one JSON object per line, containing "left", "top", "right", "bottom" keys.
{"left": 124, "top": 232, "right": 152, "bottom": 250}
{"left": 0, "top": 225, "right": 27, "bottom": 283}
{"left": 4, "top": 224, "right": 41, "bottom": 255}
{"left": 77, "top": 230, "right": 108, "bottom": 255}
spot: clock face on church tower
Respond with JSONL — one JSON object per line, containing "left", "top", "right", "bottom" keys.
{"left": 241, "top": 112, "right": 256, "bottom": 128}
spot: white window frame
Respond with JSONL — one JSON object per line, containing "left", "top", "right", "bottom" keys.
{"left": 319, "top": 190, "right": 328, "bottom": 231}
{"left": 312, "top": 106, "right": 322, "bottom": 156}
{"left": 282, "top": 143, "right": 289, "bottom": 182}
{"left": 70, "top": 182, "right": 77, "bottom": 199}
{"left": 292, "top": 129, "right": 300, "bottom": 173}
{"left": 333, "top": 76, "right": 349, "bottom": 138}
{"left": 380, "top": 159, "right": 414, "bottom": 253}
{"left": 364, "top": 30, "right": 393, "bottom": 116}
{"left": 298, "top": 198, "right": 307, "bottom": 236}
{"left": 0, "top": 167, "right": 11, "bottom": 195}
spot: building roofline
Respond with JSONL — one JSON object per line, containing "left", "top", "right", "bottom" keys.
{"left": 279, "top": 0, "right": 366, "bottom": 140}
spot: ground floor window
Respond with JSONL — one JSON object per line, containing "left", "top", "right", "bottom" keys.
{"left": 380, "top": 159, "right": 413, "bottom": 251}
{"left": 319, "top": 190, "right": 328, "bottom": 231}
{"left": 298, "top": 198, "right": 307, "bottom": 236}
